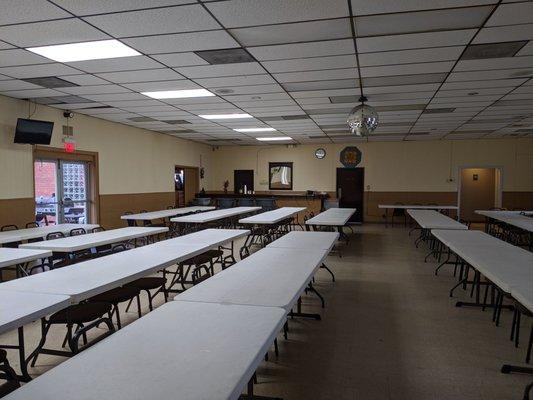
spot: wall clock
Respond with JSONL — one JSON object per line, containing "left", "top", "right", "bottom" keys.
{"left": 315, "top": 148, "right": 326, "bottom": 159}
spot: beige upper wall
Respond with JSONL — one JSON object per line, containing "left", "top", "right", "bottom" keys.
{"left": 208, "top": 139, "right": 533, "bottom": 193}
{"left": 0, "top": 95, "right": 213, "bottom": 199}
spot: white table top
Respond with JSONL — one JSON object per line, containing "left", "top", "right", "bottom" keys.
{"left": 0, "top": 224, "right": 100, "bottom": 245}
{"left": 267, "top": 231, "right": 339, "bottom": 252}
{"left": 379, "top": 204, "right": 458, "bottom": 210}
{"left": 0, "top": 248, "right": 52, "bottom": 269}
{"left": 305, "top": 208, "right": 356, "bottom": 226}
{"left": 0, "top": 291, "right": 70, "bottom": 335}
{"left": 0, "top": 240, "right": 216, "bottom": 303}
{"left": 171, "top": 207, "right": 261, "bottom": 224}
{"left": 239, "top": 207, "right": 306, "bottom": 225}
{"left": 19, "top": 227, "right": 168, "bottom": 253}
{"left": 120, "top": 206, "right": 215, "bottom": 221}
{"left": 475, "top": 210, "right": 533, "bottom": 233}
{"left": 407, "top": 209, "right": 467, "bottom": 230}
{"left": 431, "top": 229, "right": 533, "bottom": 293}
{"left": 169, "top": 229, "right": 249, "bottom": 246}
{"left": 510, "top": 284, "right": 533, "bottom": 314}
{"left": 3, "top": 301, "right": 286, "bottom": 400}
{"left": 176, "top": 247, "right": 328, "bottom": 311}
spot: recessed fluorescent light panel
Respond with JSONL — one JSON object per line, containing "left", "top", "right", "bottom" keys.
{"left": 256, "top": 136, "right": 292, "bottom": 141}
{"left": 234, "top": 127, "right": 276, "bottom": 132}
{"left": 142, "top": 89, "right": 215, "bottom": 99}
{"left": 200, "top": 114, "right": 253, "bottom": 119}
{"left": 26, "top": 39, "right": 140, "bottom": 62}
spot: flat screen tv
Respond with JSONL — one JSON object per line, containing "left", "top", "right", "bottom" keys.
{"left": 14, "top": 118, "right": 54, "bottom": 145}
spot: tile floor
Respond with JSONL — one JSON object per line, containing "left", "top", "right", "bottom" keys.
{"left": 1, "top": 224, "right": 531, "bottom": 399}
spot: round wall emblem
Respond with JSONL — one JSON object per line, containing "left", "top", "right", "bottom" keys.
{"left": 340, "top": 146, "right": 362, "bottom": 168}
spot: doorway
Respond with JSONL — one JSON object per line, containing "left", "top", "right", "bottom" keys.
{"left": 336, "top": 168, "right": 364, "bottom": 223}
{"left": 175, "top": 166, "right": 199, "bottom": 207}
{"left": 459, "top": 167, "right": 502, "bottom": 222}
{"left": 34, "top": 159, "right": 91, "bottom": 225}
{"left": 234, "top": 170, "right": 254, "bottom": 194}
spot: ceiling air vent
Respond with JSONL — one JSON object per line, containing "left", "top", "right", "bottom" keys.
{"left": 195, "top": 48, "right": 255, "bottom": 65}
{"left": 423, "top": 108, "right": 456, "bottom": 114}
{"left": 461, "top": 41, "right": 527, "bottom": 60}
{"left": 22, "top": 76, "right": 79, "bottom": 88}
{"left": 162, "top": 120, "right": 192, "bottom": 125}
{"left": 127, "top": 117, "right": 156, "bottom": 122}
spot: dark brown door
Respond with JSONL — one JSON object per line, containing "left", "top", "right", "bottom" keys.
{"left": 234, "top": 170, "right": 254, "bottom": 194}
{"left": 336, "top": 168, "right": 364, "bottom": 223}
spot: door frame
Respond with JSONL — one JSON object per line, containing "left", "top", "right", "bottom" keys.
{"left": 175, "top": 165, "right": 199, "bottom": 205}
{"left": 457, "top": 164, "right": 504, "bottom": 219}
{"left": 33, "top": 146, "right": 99, "bottom": 224}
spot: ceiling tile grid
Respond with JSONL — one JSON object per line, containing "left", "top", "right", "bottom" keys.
{"left": 0, "top": 0, "right": 530, "bottom": 144}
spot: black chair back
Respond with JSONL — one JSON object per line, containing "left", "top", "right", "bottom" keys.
{"left": 217, "top": 198, "right": 235, "bottom": 209}
{"left": 25, "top": 222, "right": 39, "bottom": 229}
{"left": 46, "top": 232, "right": 65, "bottom": 240}
{"left": 255, "top": 198, "right": 277, "bottom": 211}
{"left": 69, "top": 228, "right": 86, "bottom": 236}
{"left": 238, "top": 198, "right": 255, "bottom": 207}
{"left": 0, "top": 225, "right": 18, "bottom": 232}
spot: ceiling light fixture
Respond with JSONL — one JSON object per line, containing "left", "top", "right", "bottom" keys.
{"left": 200, "top": 114, "right": 253, "bottom": 120}
{"left": 142, "top": 89, "right": 215, "bottom": 99}
{"left": 26, "top": 39, "right": 140, "bottom": 62}
{"left": 256, "top": 137, "right": 292, "bottom": 141}
{"left": 347, "top": 96, "right": 379, "bottom": 137}
{"left": 234, "top": 127, "right": 276, "bottom": 132}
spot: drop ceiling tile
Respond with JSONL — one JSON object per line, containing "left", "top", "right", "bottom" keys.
{"left": 474, "top": 24, "right": 533, "bottom": 43}
{"left": 59, "top": 74, "right": 109, "bottom": 86}
{"left": 53, "top": 0, "right": 196, "bottom": 15}
{"left": 222, "top": 92, "right": 291, "bottom": 102}
{"left": 247, "top": 39, "right": 354, "bottom": 61}
{"left": 67, "top": 56, "right": 165, "bottom": 74}
{"left": 0, "top": 80, "right": 41, "bottom": 91}
{"left": 454, "top": 56, "right": 533, "bottom": 72}
{"left": 351, "top": 0, "right": 496, "bottom": 15}
{"left": 0, "top": 41, "right": 14, "bottom": 50}
{"left": 194, "top": 74, "right": 276, "bottom": 88}
{"left": 103, "top": 99, "right": 166, "bottom": 107}
{"left": 284, "top": 79, "right": 358, "bottom": 91}
{"left": 359, "top": 46, "right": 464, "bottom": 67}
{"left": 364, "top": 83, "right": 441, "bottom": 94}
{"left": 0, "top": 19, "right": 109, "bottom": 47}
{"left": 274, "top": 68, "right": 357, "bottom": 83}
{"left": 447, "top": 69, "right": 533, "bottom": 81}
{"left": 96, "top": 68, "right": 184, "bottom": 84}
{"left": 356, "top": 29, "right": 476, "bottom": 53}
{"left": 262, "top": 55, "right": 357, "bottom": 73}
{"left": 233, "top": 99, "right": 297, "bottom": 107}
{"left": 0, "top": 0, "right": 70, "bottom": 25}
{"left": 230, "top": 19, "right": 352, "bottom": 47}
{"left": 362, "top": 73, "right": 448, "bottom": 86}
{"left": 163, "top": 97, "right": 226, "bottom": 105}
{"left": 440, "top": 78, "right": 527, "bottom": 90}
{"left": 206, "top": 0, "right": 348, "bottom": 27}
{"left": 486, "top": 2, "right": 533, "bottom": 26}
{"left": 0, "top": 63, "right": 80, "bottom": 79}
{"left": 123, "top": 31, "right": 239, "bottom": 54}
{"left": 81, "top": 92, "right": 149, "bottom": 102}
{"left": 517, "top": 42, "right": 533, "bottom": 57}
{"left": 290, "top": 88, "right": 359, "bottom": 98}
{"left": 360, "top": 61, "right": 454, "bottom": 77}
{"left": 0, "top": 49, "right": 53, "bottom": 68}
{"left": 122, "top": 79, "right": 200, "bottom": 91}
{"left": 59, "top": 84, "right": 131, "bottom": 95}
{"left": 436, "top": 87, "right": 511, "bottom": 97}
{"left": 118, "top": 105, "right": 179, "bottom": 112}
{"left": 1, "top": 88, "right": 65, "bottom": 98}
{"left": 83, "top": 5, "right": 220, "bottom": 37}
{"left": 176, "top": 63, "right": 266, "bottom": 78}
{"left": 152, "top": 52, "right": 209, "bottom": 67}
{"left": 354, "top": 6, "right": 493, "bottom": 37}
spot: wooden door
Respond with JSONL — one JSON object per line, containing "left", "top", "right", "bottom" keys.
{"left": 336, "top": 168, "right": 364, "bottom": 223}
{"left": 183, "top": 167, "right": 199, "bottom": 205}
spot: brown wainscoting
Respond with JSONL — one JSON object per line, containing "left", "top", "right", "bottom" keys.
{"left": 99, "top": 192, "right": 175, "bottom": 229}
{"left": 364, "top": 191, "right": 458, "bottom": 223}
{"left": 0, "top": 198, "right": 35, "bottom": 229}
{"left": 502, "top": 192, "right": 533, "bottom": 210}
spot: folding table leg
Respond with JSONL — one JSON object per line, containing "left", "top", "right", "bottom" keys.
{"left": 0, "top": 327, "right": 33, "bottom": 382}
{"left": 288, "top": 297, "right": 321, "bottom": 321}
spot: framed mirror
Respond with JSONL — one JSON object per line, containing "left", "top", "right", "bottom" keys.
{"left": 269, "top": 162, "right": 293, "bottom": 190}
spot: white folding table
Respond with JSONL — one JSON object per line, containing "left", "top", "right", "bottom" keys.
{"left": 0, "top": 248, "right": 52, "bottom": 277}
{"left": 0, "top": 291, "right": 70, "bottom": 381}
{"left": 239, "top": 207, "right": 306, "bottom": 255}
{"left": 267, "top": 231, "right": 339, "bottom": 281}
{"left": 177, "top": 247, "right": 329, "bottom": 319}
{"left": 120, "top": 206, "right": 215, "bottom": 224}
{"left": 476, "top": 210, "right": 533, "bottom": 250}
{"left": 379, "top": 204, "right": 458, "bottom": 227}
{"left": 0, "top": 224, "right": 99, "bottom": 246}
{"left": 3, "top": 301, "right": 286, "bottom": 400}
{"left": 305, "top": 208, "right": 356, "bottom": 243}
{"left": 19, "top": 227, "right": 168, "bottom": 254}
{"left": 171, "top": 206, "right": 261, "bottom": 224}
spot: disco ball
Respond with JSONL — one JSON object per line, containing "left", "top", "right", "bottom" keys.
{"left": 347, "top": 103, "right": 379, "bottom": 136}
